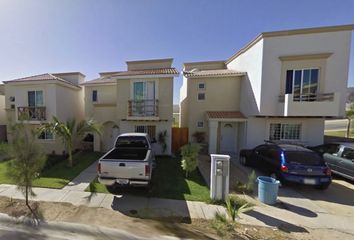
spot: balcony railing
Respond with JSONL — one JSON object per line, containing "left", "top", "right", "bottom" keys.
{"left": 128, "top": 99, "right": 158, "bottom": 117}
{"left": 17, "top": 106, "right": 46, "bottom": 121}
{"left": 279, "top": 93, "right": 335, "bottom": 103}
{"left": 278, "top": 92, "right": 340, "bottom": 117}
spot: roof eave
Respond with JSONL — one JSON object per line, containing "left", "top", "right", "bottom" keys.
{"left": 113, "top": 73, "right": 179, "bottom": 79}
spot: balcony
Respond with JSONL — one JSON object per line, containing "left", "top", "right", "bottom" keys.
{"left": 17, "top": 106, "right": 46, "bottom": 121}
{"left": 278, "top": 93, "right": 341, "bottom": 117}
{"left": 127, "top": 99, "right": 159, "bottom": 120}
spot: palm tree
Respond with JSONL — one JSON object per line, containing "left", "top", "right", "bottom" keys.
{"left": 42, "top": 117, "right": 102, "bottom": 167}
{"left": 346, "top": 103, "right": 354, "bottom": 138}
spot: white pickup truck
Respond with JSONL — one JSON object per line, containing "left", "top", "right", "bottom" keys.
{"left": 97, "top": 133, "right": 154, "bottom": 187}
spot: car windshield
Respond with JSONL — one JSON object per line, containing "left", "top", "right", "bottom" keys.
{"left": 115, "top": 136, "right": 148, "bottom": 148}
{"left": 285, "top": 151, "right": 324, "bottom": 165}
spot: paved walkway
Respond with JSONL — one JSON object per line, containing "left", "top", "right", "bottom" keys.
{"left": 0, "top": 184, "right": 227, "bottom": 220}
{"left": 62, "top": 160, "right": 98, "bottom": 192}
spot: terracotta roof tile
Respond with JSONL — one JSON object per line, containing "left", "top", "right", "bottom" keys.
{"left": 183, "top": 69, "right": 245, "bottom": 78}
{"left": 81, "top": 77, "right": 116, "bottom": 85}
{"left": 111, "top": 68, "right": 179, "bottom": 77}
{"left": 207, "top": 111, "right": 246, "bottom": 119}
{"left": 3, "top": 73, "right": 79, "bottom": 87}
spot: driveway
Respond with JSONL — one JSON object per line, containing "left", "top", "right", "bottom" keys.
{"left": 198, "top": 155, "right": 354, "bottom": 238}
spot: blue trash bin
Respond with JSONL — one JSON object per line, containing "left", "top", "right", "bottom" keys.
{"left": 257, "top": 176, "right": 280, "bottom": 205}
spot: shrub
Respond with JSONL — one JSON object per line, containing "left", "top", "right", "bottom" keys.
{"left": 158, "top": 130, "right": 167, "bottom": 153}
{"left": 180, "top": 143, "right": 201, "bottom": 178}
{"left": 192, "top": 131, "right": 206, "bottom": 143}
{"left": 226, "top": 195, "right": 253, "bottom": 221}
{"left": 246, "top": 170, "right": 257, "bottom": 193}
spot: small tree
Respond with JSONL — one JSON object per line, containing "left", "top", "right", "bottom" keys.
{"left": 6, "top": 122, "right": 46, "bottom": 217}
{"left": 181, "top": 143, "right": 201, "bottom": 178}
{"left": 42, "top": 117, "right": 102, "bottom": 167}
{"left": 346, "top": 103, "right": 354, "bottom": 138}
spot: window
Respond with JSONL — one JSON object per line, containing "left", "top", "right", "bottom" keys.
{"left": 28, "top": 90, "right": 43, "bottom": 106}
{"left": 10, "top": 104, "right": 15, "bottom": 110}
{"left": 133, "top": 81, "right": 156, "bottom": 100}
{"left": 38, "top": 129, "right": 54, "bottom": 140}
{"left": 285, "top": 151, "right": 324, "bottom": 165}
{"left": 285, "top": 69, "right": 319, "bottom": 101}
{"left": 269, "top": 123, "right": 301, "bottom": 141}
{"left": 198, "top": 82, "right": 205, "bottom": 90}
{"left": 134, "top": 125, "right": 156, "bottom": 140}
{"left": 197, "top": 93, "right": 205, "bottom": 101}
{"left": 197, "top": 121, "right": 204, "bottom": 128}
{"left": 342, "top": 147, "right": 354, "bottom": 160}
{"left": 9, "top": 96, "right": 15, "bottom": 102}
{"left": 92, "top": 90, "right": 98, "bottom": 102}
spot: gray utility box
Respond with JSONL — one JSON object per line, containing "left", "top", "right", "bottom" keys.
{"left": 210, "top": 154, "right": 230, "bottom": 201}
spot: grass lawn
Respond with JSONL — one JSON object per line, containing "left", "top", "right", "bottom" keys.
{"left": 324, "top": 130, "right": 354, "bottom": 138}
{"left": 86, "top": 156, "right": 211, "bottom": 202}
{"left": 0, "top": 151, "right": 102, "bottom": 189}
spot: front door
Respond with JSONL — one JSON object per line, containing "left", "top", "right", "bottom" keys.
{"left": 220, "top": 122, "right": 236, "bottom": 154}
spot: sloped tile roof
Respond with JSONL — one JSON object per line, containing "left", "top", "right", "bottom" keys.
{"left": 81, "top": 77, "right": 116, "bottom": 85}
{"left": 111, "top": 68, "right": 179, "bottom": 77}
{"left": 183, "top": 69, "right": 245, "bottom": 78}
{"left": 207, "top": 111, "right": 246, "bottom": 119}
{"left": 3, "top": 73, "right": 79, "bottom": 87}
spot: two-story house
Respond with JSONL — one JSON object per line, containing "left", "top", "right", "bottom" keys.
{"left": 82, "top": 58, "right": 179, "bottom": 154}
{"left": 180, "top": 24, "right": 353, "bottom": 156}
{"left": 2, "top": 72, "right": 85, "bottom": 153}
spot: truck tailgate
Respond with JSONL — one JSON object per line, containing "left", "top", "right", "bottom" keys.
{"left": 100, "top": 159, "right": 149, "bottom": 180}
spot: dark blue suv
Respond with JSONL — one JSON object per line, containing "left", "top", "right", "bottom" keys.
{"left": 240, "top": 143, "right": 332, "bottom": 189}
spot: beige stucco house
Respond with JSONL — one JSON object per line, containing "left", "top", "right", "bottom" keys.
{"left": 82, "top": 58, "right": 178, "bottom": 154}
{"left": 180, "top": 24, "right": 353, "bottom": 156}
{"left": 1, "top": 72, "right": 85, "bottom": 153}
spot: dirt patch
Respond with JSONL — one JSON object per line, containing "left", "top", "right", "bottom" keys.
{"left": 0, "top": 196, "right": 322, "bottom": 240}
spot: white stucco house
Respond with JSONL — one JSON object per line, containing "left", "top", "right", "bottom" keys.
{"left": 82, "top": 58, "right": 179, "bottom": 154}
{"left": 180, "top": 24, "right": 354, "bottom": 156}
{"left": 1, "top": 72, "right": 85, "bottom": 153}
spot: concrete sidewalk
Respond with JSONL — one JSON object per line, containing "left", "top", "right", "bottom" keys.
{"left": 0, "top": 184, "right": 227, "bottom": 220}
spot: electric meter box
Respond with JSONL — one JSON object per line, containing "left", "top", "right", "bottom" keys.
{"left": 210, "top": 154, "right": 230, "bottom": 201}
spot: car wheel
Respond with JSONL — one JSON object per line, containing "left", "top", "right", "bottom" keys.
{"left": 315, "top": 183, "right": 330, "bottom": 190}
{"left": 239, "top": 156, "right": 248, "bottom": 166}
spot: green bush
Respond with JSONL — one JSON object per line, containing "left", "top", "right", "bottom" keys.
{"left": 226, "top": 195, "right": 253, "bottom": 221}
{"left": 0, "top": 143, "right": 11, "bottom": 161}
{"left": 180, "top": 143, "right": 201, "bottom": 178}
{"left": 246, "top": 170, "right": 257, "bottom": 193}
{"left": 42, "top": 154, "right": 66, "bottom": 171}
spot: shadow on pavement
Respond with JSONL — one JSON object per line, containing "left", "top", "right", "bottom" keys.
{"left": 274, "top": 201, "right": 317, "bottom": 218}
{"left": 288, "top": 181, "right": 354, "bottom": 207}
{"left": 245, "top": 210, "right": 309, "bottom": 233}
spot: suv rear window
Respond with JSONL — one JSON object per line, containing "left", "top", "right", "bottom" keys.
{"left": 285, "top": 151, "right": 324, "bottom": 165}
{"left": 115, "top": 136, "right": 148, "bottom": 148}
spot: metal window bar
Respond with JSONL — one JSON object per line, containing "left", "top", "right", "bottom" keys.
{"left": 278, "top": 93, "right": 334, "bottom": 103}
{"left": 17, "top": 106, "right": 46, "bottom": 121}
{"left": 128, "top": 99, "right": 158, "bottom": 117}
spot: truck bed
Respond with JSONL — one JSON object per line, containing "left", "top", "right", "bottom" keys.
{"left": 102, "top": 148, "right": 148, "bottom": 161}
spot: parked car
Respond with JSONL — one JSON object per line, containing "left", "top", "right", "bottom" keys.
{"left": 310, "top": 142, "right": 354, "bottom": 181}
{"left": 240, "top": 143, "right": 332, "bottom": 189}
{"left": 97, "top": 133, "right": 155, "bottom": 188}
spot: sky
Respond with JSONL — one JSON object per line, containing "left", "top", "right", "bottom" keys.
{"left": 0, "top": 0, "right": 354, "bottom": 104}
